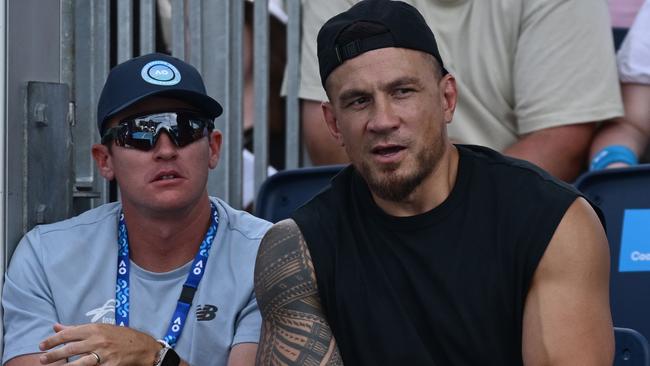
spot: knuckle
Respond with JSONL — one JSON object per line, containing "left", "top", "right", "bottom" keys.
{"left": 66, "top": 342, "right": 81, "bottom": 355}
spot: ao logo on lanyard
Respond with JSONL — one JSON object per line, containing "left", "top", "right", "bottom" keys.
{"left": 115, "top": 202, "right": 219, "bottom": 347}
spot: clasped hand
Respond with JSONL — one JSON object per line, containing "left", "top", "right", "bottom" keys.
{"left": 38, "top": 323, "right": 161, "bottom": 366}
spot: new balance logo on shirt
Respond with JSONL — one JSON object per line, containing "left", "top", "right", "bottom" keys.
{"left": 196, "top": 304, "right": 218, "bottom": 321}
{"left": 85, "top": 299, "right": 218, "bottom": 323}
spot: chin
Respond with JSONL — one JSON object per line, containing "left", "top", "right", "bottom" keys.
{"left": 358, "top": 147, "right": 441, "bottom": 202}
{"left": 357, "top": 162, "right": 418, "bottom": 201}
{"left": 125, "top": 193, "right": 198, "bottom": 213}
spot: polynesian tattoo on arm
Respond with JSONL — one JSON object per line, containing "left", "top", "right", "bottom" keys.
{"left": 254, "top": 219, "right": 343, "bottom": 366}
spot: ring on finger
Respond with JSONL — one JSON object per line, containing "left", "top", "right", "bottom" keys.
{"left": 90, "top": 351, "right": 101, "bottom": 365}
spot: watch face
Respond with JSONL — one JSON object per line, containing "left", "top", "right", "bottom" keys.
{"left": 161, "top": 348, "right": 181, "bottom": 366}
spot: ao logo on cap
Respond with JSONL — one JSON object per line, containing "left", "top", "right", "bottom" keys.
{"left": 141, "top": 60, "right": 181, "bottom": 86}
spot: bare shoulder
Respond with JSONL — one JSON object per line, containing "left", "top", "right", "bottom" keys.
{"left": 542, "top": 196, "right": 608, "bottom": 270}
{"left": 522, "top": 197, "right": 613, "bottom": 365}
{"left": 254, "top": 219, "right": 343, "bottom": 365}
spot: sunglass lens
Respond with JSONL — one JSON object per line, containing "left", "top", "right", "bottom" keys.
{"left": 123, "top": 131, "right": 156, "bottom": 151}
{"left": 111, "top": 111, "right": 211, "bottom": 151}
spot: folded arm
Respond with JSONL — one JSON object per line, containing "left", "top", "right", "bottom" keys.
{"left": 6, "top": 322, "right": 192, "bottom": 366}
{"left": 504, "top": 123, "right": 595, "bottom": 181}
{"left": 254, "top": 219, "right": 343, "bottom": 365}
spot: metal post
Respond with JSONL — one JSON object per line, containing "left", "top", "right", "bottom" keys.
{"left": 60, "top": 0, "right": 75, "bottom": 98}
{"left": 117, "top": 0, "right": 133, "bottom": 63}
{"left": 227, "top": 0, "right": 244, "bottom": 207}
{"left": 139, "top": 0, "right": 156, "bottom": 55}
{"left": 72, "top": 0, "right": 108, "bottom": 212}
{"left": 93, "top": 0, "right": 110, "bottom": 205}
{"left": 202, "top": 0, "right": 230, "bottom": 202}
{"left": 253, "top": 0, "right": 269, "bottom": 195}
{"left": 172, "top": 0, "right": 185, "bottom": 60}
{"left": 285, "top": 0, "right": 301, "bottom": 169}
{"left": 188, "top": 0, "right": 201, "bottom": 69}
{"left": 0, "top": 6, "right": 7, "bottom": 351}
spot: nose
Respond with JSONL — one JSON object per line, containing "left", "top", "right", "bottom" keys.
{"left": 367, "top": 97, "right": 400, "bottom": 133}
{"left": 152, "top": 131, "right": 178, "bottom": 160}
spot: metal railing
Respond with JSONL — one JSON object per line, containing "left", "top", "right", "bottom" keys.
{"left": 72, "top": 0, "right": 301, "bottom": 211}
{"left": 2, "top": 0, "right": 303, "bottom": 268}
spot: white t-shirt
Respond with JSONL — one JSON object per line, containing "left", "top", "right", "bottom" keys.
{"left": 618, "top": 0, "right": 650, "bottom": 84}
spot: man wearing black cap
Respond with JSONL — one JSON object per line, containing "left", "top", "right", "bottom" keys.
{"left": 254, "top": 1, "right": 613, "bottom": 365}
{"left": 2, "top": 53, "right": 269, "bottom": 366}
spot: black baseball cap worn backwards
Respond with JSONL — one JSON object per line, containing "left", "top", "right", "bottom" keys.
{"left": 97, "top": 53, "right": 223, "bottom": 134}
{"left": 317, "top": 0, "right": 448, "bottom": 87}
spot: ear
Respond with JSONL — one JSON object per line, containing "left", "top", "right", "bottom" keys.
{"left": 207, "top": 130, "right": 222, "bottom": 169}
{"left": 91, "top": 143, "right": 115, "bottom": 181}
{"left": 440, "top": 74, "right": 458, "bottom": 124}
{"left": 322, "top": 101, "right": 345, "bottom": 146}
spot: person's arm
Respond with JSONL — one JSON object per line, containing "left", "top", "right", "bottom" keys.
{"left": 504, "top": 123, "right": 595, "bottom": 181}
{"left": 37, "top": 323, "right": 190, "bottom": 366}
{"left": 589, "top": 83, "right": 650, "bottom": 169}
{"left": 522, "top": 198, "right": 613, "bottom": 365}
{"left": 293, "top": 0, "right": 354, "bottom": 166}
{"left": 254, "top": 219, "right": 343, "bottom": 365}
{"left": 228, "top": 343, "right": 257, "bottom": 366}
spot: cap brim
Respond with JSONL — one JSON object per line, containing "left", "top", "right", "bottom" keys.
{"left": 101, "top": 89, "right": 223, "bottom": 130}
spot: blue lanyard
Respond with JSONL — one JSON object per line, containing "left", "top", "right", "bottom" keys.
{"left": 115, "top": 202, "right": 219, "bottom": 347}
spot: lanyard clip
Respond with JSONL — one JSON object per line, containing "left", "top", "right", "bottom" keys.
{"left": 179, "top": 284, "right": 197, "bottom": 305}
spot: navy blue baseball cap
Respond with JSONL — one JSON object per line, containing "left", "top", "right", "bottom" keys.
{"left": 97, "top": 53, "right": 223, "bottom": 134}
{"left": 317, "top": 0, "right": 448, "bottom": 87}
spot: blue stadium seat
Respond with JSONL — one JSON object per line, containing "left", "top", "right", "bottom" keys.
{"left": 615, "top": 327, "right": 650, "bottom": 366}
{"left": 575, "top": 165, "right": 650, "bottom": 340}
{"left": 254, "top": 165, "right": 345, "bottom": 223}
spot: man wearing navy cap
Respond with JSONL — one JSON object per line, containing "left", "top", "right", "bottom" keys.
{"left": 255, "top": 1, "right": 614, "bottom": 365}
{"left": 2, "top": 53, "right": 269, "bottom": 366}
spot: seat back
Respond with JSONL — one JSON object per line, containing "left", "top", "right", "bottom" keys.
{"left": 255, "top": 165, "right": 345, "bottom": 223}
{"left": 615, "top": 327, "right": 650, "bottom": 366}
{"left": 575, "top": 166, "right": 650, "bottom": 340}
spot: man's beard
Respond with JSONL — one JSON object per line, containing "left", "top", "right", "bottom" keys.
{"left": 358, "top": 141, "right": 444, "bottom": 202}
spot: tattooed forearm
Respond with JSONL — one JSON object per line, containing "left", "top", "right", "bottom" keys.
{"left": 255, "top": 219, "right": 343, "bottom": 366}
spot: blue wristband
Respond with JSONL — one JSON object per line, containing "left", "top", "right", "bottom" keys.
{"left": 590, "top": 145, "right": 638, "bottom": 171}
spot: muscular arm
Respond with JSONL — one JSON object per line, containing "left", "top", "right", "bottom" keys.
{"left": 254, "top": 219, "right": 343, "bottom": 365}
{"left": 504, "top": 123, "right": 595, "bottom": 182}
{"left": 228, "top": 343, "right": 257, "bottom": 366}
{"left": 522, "top": 198, "right": 613, "bottom": 365}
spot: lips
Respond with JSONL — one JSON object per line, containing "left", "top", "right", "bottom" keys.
{"left": 151, "top": 170, "right": 184, "bottom": 182}
{"left": 371, "top": 144, "right": 406, "bottom": 156}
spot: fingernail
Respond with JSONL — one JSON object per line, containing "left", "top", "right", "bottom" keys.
{"left": 38, "top": 342, "right": 44, "bottom": 351}
{"left": 39, "top": 354, "right": 47, "bottom": 364}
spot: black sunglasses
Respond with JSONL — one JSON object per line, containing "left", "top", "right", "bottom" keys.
{"left": 101, "top": 110, "right": 214, "bottom": 151}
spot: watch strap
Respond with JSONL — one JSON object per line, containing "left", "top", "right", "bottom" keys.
{"left": 160, "top": 347, "right": 181, "bottom": 366}
{"left": 154, "top": 340, "right": 180, "bottom": 366}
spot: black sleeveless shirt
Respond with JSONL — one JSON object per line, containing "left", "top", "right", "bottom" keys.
{"left": 292, "top": 145, "right": 591, "bottom": 366}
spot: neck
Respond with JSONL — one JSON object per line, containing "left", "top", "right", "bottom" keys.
{"left": 121, "top": 196, "right": 213, "bottom": 272}
{"left": 372, "top": 145, "right": 459, "bottom": 217}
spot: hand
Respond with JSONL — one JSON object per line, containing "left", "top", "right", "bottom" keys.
{"left": 39, "top": 323, "right": 161, "bottom": 366}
